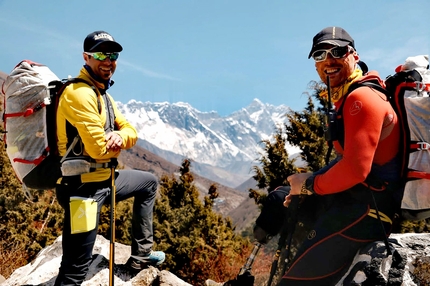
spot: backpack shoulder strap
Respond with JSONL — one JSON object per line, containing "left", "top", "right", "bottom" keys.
{"left": 49, "top": 78, "right": 104, "bottom": 155}
{"left": 348, "top": 79, "right": 387, "bottom": 96}
{"left": 49, "top": 78, "right": 102, "bottom": 114}
{"left": 327, "top": 79, "right": 386, "bottom": 150}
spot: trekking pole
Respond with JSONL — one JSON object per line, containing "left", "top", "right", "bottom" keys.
{"left": 368, "top": 186, "right": 392, "bottom": 256}
{"left": 238, "top": 242, "right": 262, "bottom": 275}
{"left": 267, "top": 195, "right": 300, "bottom": 286}
{"left": 267, "top": 224, "right": 288, "bottom": 286}
{"left": 280, "top": 195, "right": 301, "bottom": 278}
{"left": 208, "top": 242, "right": 261, "bottom": 286}
{"left": 325, "top": 76, "right": 335, "bottom": 165}
{"left": 109, "top": 159, "right": 118, "bottom": 286}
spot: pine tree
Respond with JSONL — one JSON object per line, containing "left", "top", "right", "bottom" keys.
{"left": 0, "top": 136, "right": 64, "bottom": 277}
{"left": 153, "top": 159, "right": 251, "bottom": 285}
{"left": 251, "top": 126, "right": 298, "bottom": 195}
{"left": 285, "top": 81, "right": 332, "bottom": 171}
{"left": 245, "top": 125, "right": 303, "bottom": 285}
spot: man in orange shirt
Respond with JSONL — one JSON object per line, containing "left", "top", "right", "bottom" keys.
{"left": 279, "top": 26, "right": 402, "bottom": 286}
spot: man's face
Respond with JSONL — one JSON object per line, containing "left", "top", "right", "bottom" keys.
{"left": 313, "top": 44, "right": 359, "bottom": 88}
{"left": 83, "top": 45, "right": 118, "bottom": 81}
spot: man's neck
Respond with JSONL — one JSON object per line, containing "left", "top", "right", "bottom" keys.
{"left": 83, "top": 65, "right": 112, "bottom": 91}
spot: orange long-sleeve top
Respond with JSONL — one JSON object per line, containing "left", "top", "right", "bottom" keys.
{"left": 313, "top": 71, "right": 400, "bottom": 195}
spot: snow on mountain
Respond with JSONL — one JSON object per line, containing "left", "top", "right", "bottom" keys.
{"left": 116, "top": 98, "right": 300, "bottom": 187}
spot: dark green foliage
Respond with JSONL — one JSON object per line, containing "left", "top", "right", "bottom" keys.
{"left": 396, "top": 217, "right": 430, "bottom": 234}
{"left": 0, "top": 137, "right": 64, "bottom": 276}
{"left": 247, "top": 106, "right": 325, "bottom": 281}
{"left": 153, "top": 159, "right": 251, "bottom": 285}
{"left": 285, "top": 81, "right": 333, "bottom": 171}
{"left": 251, "top": 126, "right": 298, "bottom": 200}
{"left": 98, "top": 199, "right": 133, "bottom": 244}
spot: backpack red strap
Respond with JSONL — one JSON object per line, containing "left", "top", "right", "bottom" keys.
{"left": 410, "top": 142, "right": 430, "bottom": 151}
{"left": 4, "top": 100, "right": 49, "bottom": 118}
{"left": 408, "top": 171, "right": 430, "bottom": 180}
{"left": 13, "top": 148, "right": 49, "bottom": 165}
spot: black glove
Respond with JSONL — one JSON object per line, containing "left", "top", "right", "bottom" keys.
{"left": 224, "top": 270, "right": 254, "bottom": 286}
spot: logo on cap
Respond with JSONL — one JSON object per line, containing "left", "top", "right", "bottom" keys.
{"left": 93, "top": 33, "right": 114, "bottom": 41}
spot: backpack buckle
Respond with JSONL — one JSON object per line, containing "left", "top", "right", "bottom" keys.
{"left": 416, "top": 142, "right": 430, "bottom": 150}
{"left": 415, "top": 81, "right": 426, "bottom": 92}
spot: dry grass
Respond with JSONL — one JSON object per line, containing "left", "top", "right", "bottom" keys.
{"left": 0, "top": 241, "right": 29, "bottom": 279}
{"left": 204, "top": 244, "right": 273, "bottom": 286}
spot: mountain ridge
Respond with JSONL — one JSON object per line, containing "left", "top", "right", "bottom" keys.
{"left": 116, "top": 98, "right": 300, "bottom": 188}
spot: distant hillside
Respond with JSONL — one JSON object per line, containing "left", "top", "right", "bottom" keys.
{"left": 136, "top": 138, "right": 248, "bottom": 188}
{"left": 227, "top": 196, "right": 260, "bottom": 233}
{"left": 235, "top": 176, "right": 258, "bottom": 192}
{"left": 228, "top": 176, "right": 261, "bottom": 232}
{"left": 118, "top": 144, "right": 248, "bottom": 217}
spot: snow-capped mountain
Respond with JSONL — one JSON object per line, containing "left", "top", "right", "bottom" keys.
{"left": 116, "top": 98, "right": 300, "bottom": 188}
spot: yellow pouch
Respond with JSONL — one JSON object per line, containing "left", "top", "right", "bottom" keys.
{"left": 70, "top": 197, "right": 97, "bottom": 234}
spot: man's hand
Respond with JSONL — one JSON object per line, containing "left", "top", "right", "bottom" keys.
{"left": 105, "top": 132, "right": 123, "bottom": 152}
{"left": 283, "top": 172, "right": 312, "bottom": 207}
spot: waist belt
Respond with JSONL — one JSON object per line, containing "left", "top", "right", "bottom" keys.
{"left": 90, "top": 162, "right": 111, "bottom": 169}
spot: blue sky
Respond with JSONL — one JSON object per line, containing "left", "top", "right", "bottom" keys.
{"left": 0, "top": 1, "right": 429, "bottom": 116}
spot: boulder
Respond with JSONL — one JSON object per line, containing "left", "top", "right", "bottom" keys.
{"left": 205, "top": 233, "right": 430, "bottom": 286}
{"left": 336, "top": 233, "right": 430, "bottom": 286}
{"left": 2, "top": 235, "right": 191, "bottom": 286}
{"left": 4, "top": 233, "right": 430, "bottom": 286}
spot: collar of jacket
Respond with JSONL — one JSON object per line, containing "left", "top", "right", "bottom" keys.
{"left": 82, "top": 65, "right": 115, "bottom": 93}
{"left": 319, "top": 68, "right": 363, "bottom": 103}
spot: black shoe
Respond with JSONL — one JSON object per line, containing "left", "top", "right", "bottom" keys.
{"left": 126, "top": 258, "right": 149, "bottom": 272}
{"left": 126, "top": 251, "right": 166, "bottom": 271}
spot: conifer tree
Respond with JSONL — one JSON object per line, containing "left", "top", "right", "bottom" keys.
{"left": 246, "top": 126, "right": 303, "bottom": 285}
{"left": 252, "top": 126, "right": 298, "bottom": 194}
{"left": 153, "top": 159, "right": 251, "bottom": 285}
{"left": 0, "top": 136, "right": 64, "bottom": 276}
{"left": 285, "top": 81, "right": 331, "bottom": 171}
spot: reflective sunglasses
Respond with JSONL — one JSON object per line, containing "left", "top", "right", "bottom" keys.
{"left": 311, "top": 46, "right": 353, "bottom": 62}
{"left": 85, "top": 52, "right": 120, "bottom": 61}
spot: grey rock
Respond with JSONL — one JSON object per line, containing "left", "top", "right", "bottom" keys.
{"left": 2, "top": 235, "right": 192, "bottom": 286}
{"left": 336, "top": 233, "right": 430, "bottom": 286}
{"left": 204, "top": 233, "right": 430, "bottom": 286}
{"left": 4, "top": 233, "right": 430, "bottom": 286}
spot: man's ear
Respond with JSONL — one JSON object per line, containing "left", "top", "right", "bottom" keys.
{"left": 353, "top": 50, "right": 360, "bottom": 62}
{"left": 83, "top": 52, "right": 90, "bottom": 63}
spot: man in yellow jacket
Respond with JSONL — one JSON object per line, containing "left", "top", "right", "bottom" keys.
{"left": 54, "top": 31, "right": 165, "bottom": 286}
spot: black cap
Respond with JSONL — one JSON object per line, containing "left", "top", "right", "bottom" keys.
{"left": 308, "top": 26, "right": 355, "bottom": 58}
{"left": 83, "top": 31, "right": 123, "bottom": 53}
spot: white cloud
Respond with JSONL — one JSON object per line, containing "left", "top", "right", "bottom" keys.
{"left": 119, "top": 61, "right": 181, "bottom": 81}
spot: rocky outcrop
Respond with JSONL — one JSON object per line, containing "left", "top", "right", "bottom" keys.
{"left": 336, "top": 233, "right": 430, "bottom": 286}
{"left": 4, "top": 233, "right": 430, "bottom": 286}
{"left": 2, "top": 235, "right": 191, "bottom": 286}
{"left": 206, "top": 233, "right": 430, "bottom": 286}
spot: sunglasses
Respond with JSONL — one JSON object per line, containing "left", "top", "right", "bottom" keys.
{"left": 85, "top": 52, "right": 120, "bottom": 61}
{"left": 311, "top": 46, "right": 353, "bottom": 62}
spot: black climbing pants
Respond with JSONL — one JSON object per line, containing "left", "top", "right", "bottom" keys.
{"left": 278, "top": 184, "right": 397, "bottom": 286}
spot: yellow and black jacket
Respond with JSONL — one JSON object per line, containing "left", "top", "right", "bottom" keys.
{"left": 56, "top": 67, "right": 137, "bottom": 183}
